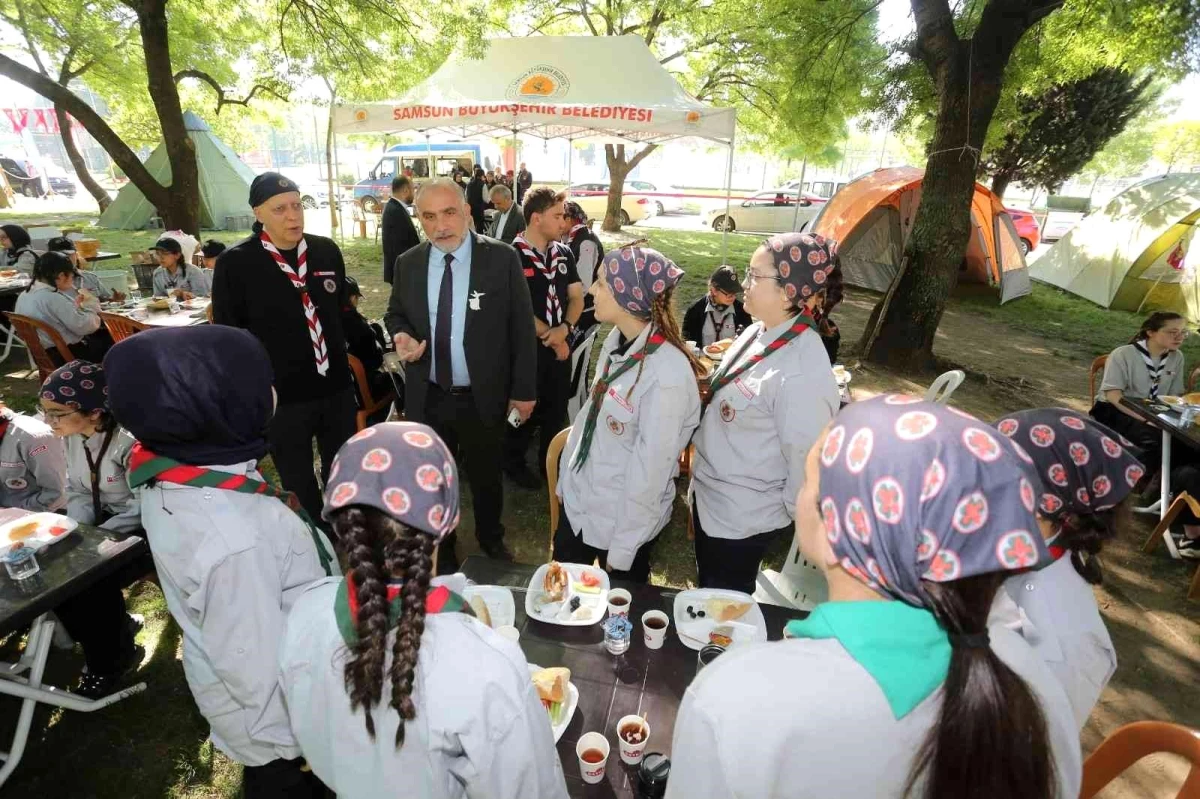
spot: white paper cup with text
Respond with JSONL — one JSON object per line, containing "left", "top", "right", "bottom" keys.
{"left": 576, "top": 731, "right": 610, "bottom": 784}
{"left": 641, "top": 610, "right": 669, "bottom": 649}
{"left": 616, "top": 714, "right": 650, "bottom": 765}
{"left": 607, "top": 588, "right": 632, "bottom": 618}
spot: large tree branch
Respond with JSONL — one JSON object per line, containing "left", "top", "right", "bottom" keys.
{"left": 910, "top": 0, "right": 959, "bottom": 74}
{"left": 173, "top": 69, "right": 287, "bottom": 113}
{"left": 579, "top": 0, "right": 600, "bottom": 35}
{"left": 13, "top": 0, "right": 49, "bottom": 77}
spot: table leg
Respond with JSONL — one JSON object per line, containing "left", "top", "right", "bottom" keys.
{"left": 0, "top": 614, "right": 53, "bottom": 787}
{"left": 1160, "top": 429, "right": 1172, "bottom": 521}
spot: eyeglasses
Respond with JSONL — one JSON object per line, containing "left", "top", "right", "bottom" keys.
{"left": 743, "top": 270, "right": 785, "bottom": 287}
{"left": 1163, "top": 329, "right": 1191, "bottom": 339}
{"left": 40, "top": 407, "right": 80, "bottom": 422}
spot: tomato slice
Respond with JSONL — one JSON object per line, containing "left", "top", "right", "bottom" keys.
{"left": 580, "top": 572, "right": 600, "bottom": 588}
{"left": 48, "top": 526, "right": 68, "bottom": 537}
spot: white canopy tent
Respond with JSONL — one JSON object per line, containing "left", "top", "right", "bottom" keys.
{"left": 331, "top": 35, "right": 738, "bottom": 252}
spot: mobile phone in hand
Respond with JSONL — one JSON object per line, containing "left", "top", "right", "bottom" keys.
{"left": 507, "top": 407, "right": 523, "bottom": 428}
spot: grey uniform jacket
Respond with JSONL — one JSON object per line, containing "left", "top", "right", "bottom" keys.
{"left": 64, "top": 427, "right": 140, "bottom": 533}
{"left": 0, "top": 410, "right": 66, "bottom": 512}
{"left": 14, "top": 281, "right": 102, "bottom": 347}
{"left": 152, "top": 265, "right": 210, "bottom": 297}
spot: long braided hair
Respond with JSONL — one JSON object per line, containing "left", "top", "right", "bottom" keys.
{"left": 335, "top": 505, "right": 437, "bottom": 748}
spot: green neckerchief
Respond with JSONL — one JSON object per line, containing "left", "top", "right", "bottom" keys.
{"left": 784, "top": 601, "right": 950, "bottom": 719}
{"left": 334, "top": 576, "right": 474, "bottom": 647}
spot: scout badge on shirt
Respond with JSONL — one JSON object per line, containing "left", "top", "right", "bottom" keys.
{"left": 323, "top": 278, "right": 337, "bottom": 294}
{"left": 5, "top": 477, "right": 26, "bottom": 490}
{"left": 606, "top": 415, "right": 625, "bottom": 436}
{"left": 719, "top": 399, "right": 735, "bottom": 423}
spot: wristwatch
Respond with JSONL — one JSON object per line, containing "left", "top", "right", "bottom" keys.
{"left": 564, "top": 321, "right": 576, "bottom": 336}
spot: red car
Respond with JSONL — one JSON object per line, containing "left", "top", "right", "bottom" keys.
{"left": 1005, "top": 207, "right": 1041, "bottom": 254}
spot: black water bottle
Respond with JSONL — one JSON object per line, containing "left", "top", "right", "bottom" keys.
{"left": 637, "top": 752, "right": 671, "bottom": 798}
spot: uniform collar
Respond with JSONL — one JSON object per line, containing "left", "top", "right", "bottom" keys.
{"left": 609, "top": 324, "right": 652, "bottom": 364}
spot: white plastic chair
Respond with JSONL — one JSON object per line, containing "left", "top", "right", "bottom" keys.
{"left": 567, "top": 325, "right": 600, "bottom": 420}
{"left": 754, "top": 538, "right": 829, "bottom": 611}
{"left": 924, "top": 369, "right": 965, "bottom": 405}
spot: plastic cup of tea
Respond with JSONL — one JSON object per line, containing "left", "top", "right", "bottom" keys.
{"left": 496, "top": 625, "right": 520, "bottom": 644}
{"left": 576, "top": 732, "right": 610, "bottom": 784}
{"left": 607, "top": 588, "right": 632, "bottom": 618}
{"left": 3, "top": 545, "right": 39, "bottom": 581}
{"left": 642, "top": 610, "right": 669, "bottom": 649}
{"left": 697, "top": 643, "right": 726, "bottom": 674}
{"left": 616, "top": 714, "right": 650, "bottom": 765}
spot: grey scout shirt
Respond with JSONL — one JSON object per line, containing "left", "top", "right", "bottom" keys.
{"left": 0, "top": 410, "right": 67, "bottom": 512}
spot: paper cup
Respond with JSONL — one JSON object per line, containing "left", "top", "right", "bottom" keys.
{"left": 616, "top": 714, "right": 650, "bottom": 766}
{"left": 496, "top": 625, "right": 520, "bottom": 644}
{"left": 576, "top": 731, "right": 610, "bottom": 784}
{"left": 607, "top": 588, "right": 632, "bottom": 618}
{"left": 641, "top": 610, "right": 669, "bottom": 649}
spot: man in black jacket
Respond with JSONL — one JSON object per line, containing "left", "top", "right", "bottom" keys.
{"left": 385, "top": 177, "right": 538, "bottom": 568}
{"left": 466, "top": 165, "right": 487, "bottom": 234}
{"left": 487, "top": 184, "right": 524, "bottom": 244}
{"left": 516, "top": 162, "right": 532, "bottom": 203}
{"left": 381, "top": 175, "right": 419, "bottom": 284}
{"left": 682, "top": 264, "right": 752, "bottom": 348}
{"left": 211, "top": 172, "right": 356, "bottom": 525}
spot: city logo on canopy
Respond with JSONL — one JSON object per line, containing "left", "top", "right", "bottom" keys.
{"left": 353, "top": 109, "right": 369, "bottom": 123}
{"left": 507, "top": 65, "right": 572, "bottom": 100}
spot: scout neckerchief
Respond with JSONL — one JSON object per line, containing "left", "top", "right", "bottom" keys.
{"left": 705, "top": 312, "right": 816, "bottom": 406}
{"left": 1132, "top": 339, "right": 1165, "bottom": 399}
{"left": 334, "top": 576, "right": 474, "bottom": 646}
{"left": 513, "top": 235, "right": 567, "bottom": 326}
{"left": 162, "top": 264, "right": 186, "bottom": 289}
{"left": 572, "top": 328, "right": 665, "bottom": 471}
{"left": 127, "top": 442, "right": 334, "bottom": 576}
{"left": 567, "top": 223, "right": 588, "bottom": 242}
{"left": 705, "top": 298, "right": 736, "bottom": 345}
{"left": 83, "top": 427, "right": 116, "bottom": 524}
{"left": 260, "top": 230, "right": 328, "bottom": 376}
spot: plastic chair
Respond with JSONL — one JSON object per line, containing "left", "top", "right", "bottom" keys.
{"left": 1142, "top": 491, "right": 1200, "bottom": 602}
{"left": 566, "top": 325, "right": 600, "bottom": 421}
{"left": 131, "top": 264, "right": 156, "bottom": 294}
{"left": 754, "top": 537, "right": 829, "bottom": 611}
{"left": 545, "top": 426, "right": 571, "bottom": 559}
{"left": 1089, "top": 354, "right": 1109, "bottom": 400}
{"left": 924, "top": 369, "right": 965, "bottom": 404}
{"left": 1189, "top": 365, "right": 1200, "bottom": 393}
{"left": 4, "top": 312, "right": 74, "bottom": 382}
{"left": 348, "top": 354, "right": 396, "bottom": 432}
{"left": 1080, "top": 720, "right": 1200, "bottom": 798}
{"left": 99, "top": 311, "right": 149, "bottom": 344}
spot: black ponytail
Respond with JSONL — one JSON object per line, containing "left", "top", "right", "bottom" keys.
{"left": 1130, "top": 311, "right": 1184, "bottom": 344}
{"left": 333, "top": 505, "right": 435, "bottom": 748}
{"left": 905, "top": 574, "right": 1056, "bottom": 798}
{"left": 1048, "top": 497, "right": 1129, "bottom": 585}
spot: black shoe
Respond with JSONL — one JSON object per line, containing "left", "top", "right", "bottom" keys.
{"left": 480, "top": 540, "right": 515, "bottom": 562}
{"left": 75, "top": 644, "right": 144, "bottom": 699}
{"left": 504, "top": 465, "right": 541, "bottom": 490}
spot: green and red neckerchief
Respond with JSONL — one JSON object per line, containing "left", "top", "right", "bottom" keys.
{"left": 705, "top": 312, "right": 815, "bottom": 406}
{"left": 127, "top": 442, "right": 334, "bottom": 576}
{"left": 334, "top": 575, "right": 474, "bottom": 646}
{"left": 572, "top": 328, "right": 666, "bottom": 471}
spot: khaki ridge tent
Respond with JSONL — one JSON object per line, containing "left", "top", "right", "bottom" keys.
{"left": 811, "top": 166, "right": 1031, "bottom": 304}
{"left": 1030, "top": 173, "right": 1200, "bottom": 322}
{"left": 98, "top": 111, "right": 257, "bottom": 230}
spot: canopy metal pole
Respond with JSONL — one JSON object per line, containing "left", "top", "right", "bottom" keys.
{"left": 425, "top": 132, "right": 433, "bottom": 179}
{"left": 720, "top": 131, "right": 736, "bottom": 263}
{"left": 333, "top": 132, "right": 344, "bottom": 242}
{"left": 791, "top": 156, "right": 809, "bottom": 232}
{"left": 567, "top": 138, "right": 573, "bottom": 185}
{"left": 511, "top": 128, "right": 518, "bottom": 178}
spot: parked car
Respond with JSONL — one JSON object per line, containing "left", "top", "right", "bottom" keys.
{"left": 706, "top": 191, "right": 821, "bottom": 233}
{"left": 1042, "top": 211, "right": 1084, "bottom": 242}
{"left": 1004, "top": 207, "right": 1041, "bottom": 253}
{"left": 46, "top": 175, "right": 76, "bottom": 197}
{"left": 627, "top": 180, "right": 684, "bottom": 215}
{"left": 565, "top": 182, "right": 652, "bottom": 226}
{"left": 778, "top": 178, "right": 848, "bottom": 200}
{"left": 298, "top": 183, "right": 347, "bottom": 209}
{"left": 0, "top": 157, "right": 44, "bottom": 197}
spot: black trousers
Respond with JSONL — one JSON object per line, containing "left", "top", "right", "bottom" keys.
{"left": 269, "top": 388, "right": 357, "bottom": 527}
{"left": 1090, "top": 401, "right": 1161, "bottom": 468}
{"left": 505, "top": 346, "right": 570, "bottom": 476}
{"left": 49, "top": 329, "right": 113, "bottom": 367}
{"left": 693, "top": 499, "right": 791, "bottom": 595}
{"left": 425, "top": 384, "right": 506, "bottom": 563}
{"left": 553, "top": 503, "right": 656, "bottom": 583}
{"left": 242, "top": 758, "right": 330, "bottom": 798}
{"left": 54, "top": 575, "right": 134, "bottom": 676}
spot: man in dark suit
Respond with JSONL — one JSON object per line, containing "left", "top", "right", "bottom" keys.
{"left": 516, "top": 162, "right": 532, "bottom": 203}
{"left": 385, "top": 177, "right": 538, "bottom": 569}
{"left": 381, "top": 175, "right": 419, "bottom": 284}
{"left": 487, "top": 184, "right": 524, "bottom": 244}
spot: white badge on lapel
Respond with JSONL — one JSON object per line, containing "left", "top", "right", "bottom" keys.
{"left": 469, "top": 290, "right": 484, "bottom": 311}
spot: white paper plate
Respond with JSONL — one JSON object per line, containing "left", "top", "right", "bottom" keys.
{"left": 525, "top": 562, "right": 610, "bottom": 626}
{"left": 528, "top": 664, "right": 579, "bottom": 743}
{"left": 672, "top": 589, "right": 767, "bottom": 651}
{"left": 0, "top": 512, "right": 78, "bottom": 557}
{"left": 462, "top": 585, "right": 516, "bottom": 629}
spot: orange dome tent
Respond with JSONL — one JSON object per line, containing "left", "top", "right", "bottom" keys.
{"left": 811, "top": 167, "right": 1031, "bottom": 304}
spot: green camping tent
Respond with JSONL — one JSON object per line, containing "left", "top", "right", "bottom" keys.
{"left": 98, "top": 111, "right": 257, "bottom": 230}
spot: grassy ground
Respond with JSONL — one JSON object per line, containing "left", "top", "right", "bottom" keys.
{"left": 0, "top": 210, "right": 1196, "bottom": 797}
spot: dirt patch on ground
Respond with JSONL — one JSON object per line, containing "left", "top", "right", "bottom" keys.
{"left": 835, "top": 287, "right": 1200, "bottom": 797}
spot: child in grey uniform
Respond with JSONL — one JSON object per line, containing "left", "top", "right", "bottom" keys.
{"left": 14, "top": 251, "right": 111, "bottom": 364}
{"left": 47, "top": 236, "right": 124, "bottom": 303}
{"left": 151, "top": 237, "right": 208, "bottom": 298}
{"left": 0, "top": 224, "right": 36, "bottom": 273}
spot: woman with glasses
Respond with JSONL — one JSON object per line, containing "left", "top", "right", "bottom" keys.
{"left": 39, "top": 361, "right": 144, "bottom": 697}
{"left": 688, "top": 233, "right": 842, "bottom": 594}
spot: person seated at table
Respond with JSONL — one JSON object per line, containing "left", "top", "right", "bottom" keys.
{"left": 667, "top": 396, "right": 1082, "bottom": 799}
{"left": 150, "top": 237, "right": 208, "bottom": 299}
{"left": 197, "top": 239, "right": 226, "bottom": 295}
{"left": 279, "top": 422, "right": 568, "bottom": 798}
{"left": 15, "top": 251, "right": 112, "bottom": 364}
{"left": 342, "top": 276, "right": 400, "bottom": 419}
{"left": 39, "top": 361, "right": 145, "bottom": 697}
{"left": 0, "top": 401, "right": 66, "bottom": 511}
{"left": 104, "top": 325, "right": 337, "bottom": 798}
{"left": 682, "top": 265, "right": 751, "bottom": 349}
{"left": 689, "top": 233, "right": 841, "bottom": 594}
{"left": 1090, "top": 311, "right": 1188, "bottom": 468}
{"left": 47, "top": 236, "right": 125, "bottom": 303}
{"left": 992, "top": 408, "right": 1144, "bottom": 728}
{"left": 0, "top": 224, "right": 37, "bottom": 273}
{"left": 555, "top": 246, "right": 702, "bottom": 583}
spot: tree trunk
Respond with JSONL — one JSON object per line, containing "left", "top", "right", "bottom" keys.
{"left": 136, "top": 0, "right": 200, "bottom": 233}
{"left": 54, "top": 106, "right": 110, "bottom": 212}
{"left": 602, "top": 143, "right": 657, "bottom": 232}
{"left": 990, "top": 168, "right": 1013, "bottom": 200}
{"left": 0, "top": 54, "right": 174, "bottom": 219}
